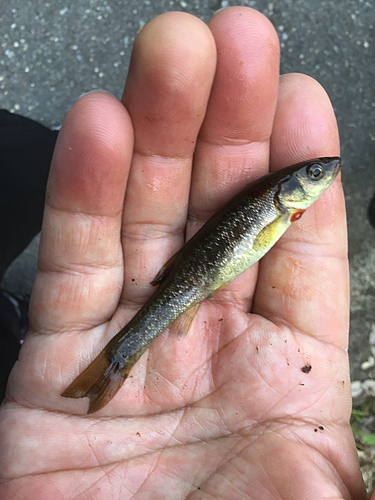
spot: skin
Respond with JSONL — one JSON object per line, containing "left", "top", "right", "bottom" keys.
{"left": 0, "top": 7, "right": 371, "bottom": 499}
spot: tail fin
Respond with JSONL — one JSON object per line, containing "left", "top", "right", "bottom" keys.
{"left": 61, "top": 349, "right": 128, "bottom": 414}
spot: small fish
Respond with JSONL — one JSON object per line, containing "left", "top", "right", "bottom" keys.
{"left": 62, "top": 157, "right": 341, "bottom": 413}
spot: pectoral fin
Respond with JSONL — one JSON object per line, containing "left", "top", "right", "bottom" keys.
{"left": 207, "top": 280, "right": 231, "bottom": 298}
{"left": 252, "top": 214, "right": 288, "bottom": 253}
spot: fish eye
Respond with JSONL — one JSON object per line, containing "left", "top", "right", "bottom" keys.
{"left": 307, "top": 163, "right": 324, "bottom": 179}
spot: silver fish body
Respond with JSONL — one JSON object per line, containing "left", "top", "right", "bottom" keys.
{"left": 62, "top": 156, "right": 341, "bottom": 413}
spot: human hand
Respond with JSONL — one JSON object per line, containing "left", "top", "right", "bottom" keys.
{"left": 0, "top": 8, "right": 370, "bottom": 499}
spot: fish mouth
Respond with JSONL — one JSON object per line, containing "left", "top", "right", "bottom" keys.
{"left": 319, "top": 156, "right": 341, "bottom": 178}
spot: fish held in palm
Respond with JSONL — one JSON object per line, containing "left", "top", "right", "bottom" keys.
{"left": 61, "top": 156, "right": 341, "bottom": 414}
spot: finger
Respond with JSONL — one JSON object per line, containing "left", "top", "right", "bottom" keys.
{"left": 270, "top": 73, "right": 340, "bottom": 168}
{"left": 253, "top": 73, "right": 347, "bottom": 347}
{"left": 120, "top": 12, "right": 216, "bottom": 309}
{"left": 29, "top": 93, "right": 134, "bottom": 334}
{"left": 188, "top": 6, "right": 280, "bottom": 306}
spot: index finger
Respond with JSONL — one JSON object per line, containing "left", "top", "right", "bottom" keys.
{"left": 187, "top": 7, "right": 280, "bottom": 309}
{"left": 254, "top": 73, "right": 347, "bottom": 348}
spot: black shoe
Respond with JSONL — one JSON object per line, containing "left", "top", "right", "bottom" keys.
{"left": 368, "top": 191, "right": 375, "bottom": 229}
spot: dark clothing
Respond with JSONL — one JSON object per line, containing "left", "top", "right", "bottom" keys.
{"left": 0, "top": 110, "right": 58, "bottom": 401}
{"left": 0, "top": 109, "right": 58, "bottom": 280}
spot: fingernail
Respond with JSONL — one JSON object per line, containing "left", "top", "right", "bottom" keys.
{"left": 79, "top": 89, "right": 115, "bottom": 99}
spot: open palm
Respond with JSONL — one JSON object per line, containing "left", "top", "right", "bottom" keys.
{"left": 0, "top": 8, "right": 368, "bottom": 500}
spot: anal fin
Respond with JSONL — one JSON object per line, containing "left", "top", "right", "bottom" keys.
{"left": 171, "top": 303, "right": 201, "bottom": 339}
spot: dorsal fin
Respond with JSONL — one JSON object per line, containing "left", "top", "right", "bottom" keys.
{"left": 150, "top": 248, "right": 182, "bottom": 286}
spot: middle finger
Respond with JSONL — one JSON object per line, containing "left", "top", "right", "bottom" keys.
{"left": 188, "top": 7, "right": 280, "bottom": 308}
